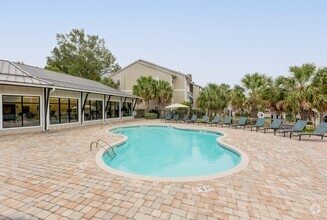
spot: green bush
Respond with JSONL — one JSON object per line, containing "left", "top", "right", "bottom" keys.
{"left": 145, "top": 113, "right": 158, "bottom": 119}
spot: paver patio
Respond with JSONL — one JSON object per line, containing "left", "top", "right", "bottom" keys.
{"left": 0, "top": 119, "right": 326, "bottom": 219}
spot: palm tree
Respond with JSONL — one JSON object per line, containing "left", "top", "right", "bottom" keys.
{"left": 278, "top": 63, "right": 326, "bottom": 120}
{"left": 154, "top": 80, "right": 173, "bottom": 110}
{"left": 230, "top": 85, "right": 246, "bottom": 112}
{"left": 133, "top": 76, "right": 156, "bottom": 112}
{"left": 311, "top": 67, "right": 327, "bottom": 122}
{"left": 241, "top": 73, "right": 272, "bottom": 117}
{"left": 197, "top": 83, "right": 230, "bottom": 114}
{"left": 268, "top": 76, "right": 289, "bottom": 114}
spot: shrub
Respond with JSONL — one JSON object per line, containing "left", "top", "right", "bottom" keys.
{"left": 145, "top": 113, "right": 158, "bottom": 119}
{"left": 149, "top": 109, "right": 160, "bottom": 118}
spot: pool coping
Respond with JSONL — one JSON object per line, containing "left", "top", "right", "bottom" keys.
{"left": 95, "top": 124, "right": 249, "bottom": 182}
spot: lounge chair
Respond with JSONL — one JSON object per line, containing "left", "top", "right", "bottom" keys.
{"left": 196, "top": 115, "right": 209, "bottom": 125}
{"left": 278, "top": 120, "right": 307, "bottom": 138}
{"left": 179, "top": 114, "right": 189, "bottom": 123}
{"left": 161, "top": 113, "right": 172, "bottom": 122}
{"left": 246, "top": 118, "right": 267, "bottom": 131}
{"left": 290, "top": 122, "right": 327, "bottom": 141}
{"left": 260, "top": 119, "right": 283, "bottom": 135}
{"left": 168, "top": 114, "right": 180, "bottom": 123}
{"left": 205, "top": 115, "right": 221, "bottom": 126}
{"left": 172, "top": 114, "right": 181, "bottom": 123}
{"left": 186, "top": 114, "right": 197, "bottom": 124}
{"left": 231, "top": 117, "right": 248, "bottom": 129}
{"left": 219, "top": 116, "right": 232, "bottom": 127}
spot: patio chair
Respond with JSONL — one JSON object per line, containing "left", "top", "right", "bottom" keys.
{"left": 205, "top": 115, "right": 221, "bottom": 126}
{"left": 179, "top": 114, "right": 190, "bottom": 123}
{"left": 161, "top": 113, "right": 172, "bottom": 122}
{"left": 231, "top": 117, "right": 248, "bottom": 129}
{"left": 246, "top": 118, "right": 267, "bottom": 131}
{"left": 186, "top": 114, "right": 197, "bottom": 124}
{"left": 278, "top": 120, "right": 307, "bottom": 138}
{"left": 168, "top": 114, "right": 180, "bottom": 123}
{"left": 219, "top": 116, "right": 232, "bottom": 127}
{"left": 290, "top": 122, "right": 327, "bottom": 141}
{"left": 171, "top": 114, "right": 181, "bottom": 123}
{"left": 196, "top": 115, "right": 210, "bottom": 125}
{"left": 260, "top": 119, "right": 283, "bottom": 135}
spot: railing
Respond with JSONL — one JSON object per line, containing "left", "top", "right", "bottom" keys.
{"left": 90, "top": 139, "right": 116, "bottom": 159}
{"left": 101, "top": 120, "right": 115, "bottom": 129}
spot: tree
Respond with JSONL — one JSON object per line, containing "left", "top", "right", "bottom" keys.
{"left": 46, "top": 28, "right": 120, "bottom": 81}
{"left": 133, "top": 76, "right": 157, "bottom": 111}
{"left": 277, "top": 63, "right": 326, "bottom": 120}
{"left": 268, "top": 76, "right": 289, "bottom": 116}
{"left": 154, "top": 80, "right": 173, "bottom": 110}
{"left": 311, "top": 67, "right": 327, "bottom": 121}
{"left": 101, "top": 77, "right": 118, "bottom": 89}
{"left": 230, "top": 85, "right": 246, "bottom": 112}
{"left": 197, "top": 83, "right": 230, "bottom": 114}
{"left": 181, "top": 101, "right": 192, "bottom": 111}
{"left": 44, "top": 65, "right": 61, "bottom": 72}
{"left": 241, "top": 72, "right": 272, "bottom": 117}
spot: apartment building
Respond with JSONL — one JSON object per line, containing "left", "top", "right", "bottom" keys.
{"left": 110, "top": 59, "right": 201, "bottom": 110}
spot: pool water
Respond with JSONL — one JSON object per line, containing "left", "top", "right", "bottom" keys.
{"left": 103, "top": 126, "right": 241, "bottom": 177}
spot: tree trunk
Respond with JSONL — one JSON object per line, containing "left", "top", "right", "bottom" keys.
{"left": 146, "top": 101, "right": 149, "bottom": 113}
{"left": 319, "top": 112, "right": 324, "bottom": 123}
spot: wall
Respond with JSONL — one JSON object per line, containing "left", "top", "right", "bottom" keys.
{"left": 111, "top": 62, "right": 173, "bottom": 94}
{"left": 48, "top": 89, "right": 82, "bottom": 130}
{"left": 0, "top": 86, "right": 135, "bottom": 135}
{"left": 111, "top": 62, "right": 191, "bottom": 110}
{"left": 192, "top": 84, "right": 201, "bottom": 109}
{"left": 0, "top": 85, "right": 43, "bottom": 135}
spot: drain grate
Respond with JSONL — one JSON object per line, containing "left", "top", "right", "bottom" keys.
{"left": 192, "top": 185, "right": 214, "bottom": 193}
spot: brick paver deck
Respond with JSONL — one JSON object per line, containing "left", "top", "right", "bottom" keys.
{"left": 0, "top": 119, "right": 326, "bottom": 219}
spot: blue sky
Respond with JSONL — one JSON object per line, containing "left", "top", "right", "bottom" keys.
{"left": 1, "top": 0, "right": 326, "bottom": 86}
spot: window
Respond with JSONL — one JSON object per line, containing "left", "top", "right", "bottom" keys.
{"left": 106, "top": 101, "right": 120, "bottom": 118}
{"left": 116, "top": 79, "right": 120, "bottom": 86}
{"left": 49, "top": 98, "right": 79, "bottom": 124}
{"left": 84, "top": 100, "right": 103, "bottom": 121}
{"left": 122, "top": 102, "right": 132, "bottom": 117}
{"left": 2, "top": 95, "right": 40, "bottom": 128}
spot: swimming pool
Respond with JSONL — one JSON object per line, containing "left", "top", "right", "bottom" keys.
{"left": 102, "top": 126, "right": 242, "bottom": 179}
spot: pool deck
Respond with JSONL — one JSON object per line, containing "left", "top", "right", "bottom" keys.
{"left": 0, "top": 119, "right": 326, "bottom": 220}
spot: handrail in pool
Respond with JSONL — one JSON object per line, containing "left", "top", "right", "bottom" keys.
{"left": 90, "top": 139, "right": 117, "bottom": 159}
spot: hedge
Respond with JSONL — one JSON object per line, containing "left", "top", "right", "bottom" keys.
{"left": 145, "top": 113, "right": 158, "bottom": 119}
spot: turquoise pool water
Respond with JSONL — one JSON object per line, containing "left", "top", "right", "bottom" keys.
{"left": 103, "top": 126, "right": 241, "bottom": 177}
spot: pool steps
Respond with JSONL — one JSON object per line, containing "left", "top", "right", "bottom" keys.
{"left": 90, "top": 139, "right": 117, "bottom": 159}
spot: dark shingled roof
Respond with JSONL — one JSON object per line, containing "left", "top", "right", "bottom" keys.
{"left": 13, "top": 62, "right": 138, "bottom": 98}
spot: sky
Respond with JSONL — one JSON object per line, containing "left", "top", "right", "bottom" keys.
{"left": 1, "top": 0, "right": 327, "bottom": 87}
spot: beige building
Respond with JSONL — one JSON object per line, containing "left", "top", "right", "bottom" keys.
{"left": 110, "top": 59, "right": 201, "bottom": 110}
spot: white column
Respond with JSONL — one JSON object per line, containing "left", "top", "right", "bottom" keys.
{"left": 119, "top": 97, "right": 122, "bottom": 119}
{"left": 0, "top": 94, "right": 3, "bottom": 130}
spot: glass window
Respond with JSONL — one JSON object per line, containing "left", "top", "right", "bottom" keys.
{"left": 2, "top": 95, "right": 40, "bottom": 128}
{"left": 106, "top": 101, "right": 120, "bottom": 118}
{"left": 69, "top": 99, "right": 78, "bottom": 122}
{"left": 84, "top": 100, "right": 103, "bottom": 121}
{"left": 50, "top": 97, "right": 79, "bottom": 124}
{"left": 60, "top": 99, "right": 69, "bottom": 123}
{"left": 49, "top": 98, "right": 59, "bottom": 124}
{"left": 122, "top": 102, "right": 132, "bottom": 117}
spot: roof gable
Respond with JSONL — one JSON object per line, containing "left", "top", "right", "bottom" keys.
{"left": 111, "top": 59, "right": 192, "bottom": 80}
{"left": 0, "top": 60, "right": 52, "bottom": 87}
